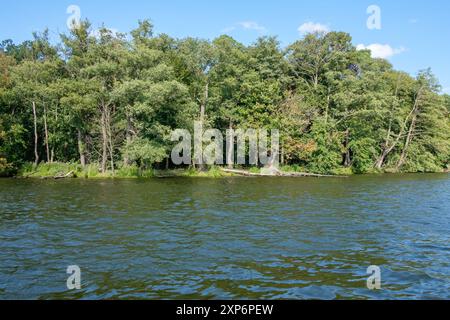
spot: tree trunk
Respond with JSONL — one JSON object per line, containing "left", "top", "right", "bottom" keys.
{"left": 397, "top": 113, "right": 417, "bottom": 170}
{"left": 396, "top": 87, "right": 423, "bottom": 170}
{"left": 374, "top": 76, "right": 401, "bottom": 170}
{"left": 374, "top": 84, "right": 423, "bottom": 170}
{"left": 124, "top": 114, "right": 133, "bottom": 166}
{"left": 375, "top": 128, "right": 403, "bottom": 170}
{"left": 200, "top": 83, "right": 208, "bottom": 123}
{"left": 375, "top": 120, "right": 393, "bottom": 169}
{"left": 77, "top": 130, "right": 86, "bottom": 168}
{"left": 43, "top": 103, "right": 50, "bottom": 163}
{"left": 375, "top": 131, "right": 404, "bottom": 169}
{"left": 198, "top": 82, "right": 208, "bottom": 171}
{"left": 101, "top": 105, "right": 108, "bottom": 174}
{"left": 106, "top": 106, "right": 114, "bottom": 175}
{"left": 32, "top": 101, "right": 39, "bottom": 167}
{"left": 227, "top": 119, "right": 233, "bottom": 169}
{"left": 375, "top": 151, "right": 388, "bottom": 170}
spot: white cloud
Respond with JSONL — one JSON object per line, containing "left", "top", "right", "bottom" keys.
{"left": 356, "top": 43, "right": 406, "bottom": 59}
{"left": 238, "top": 21, "right": 266, "bottom": 32}
{"left": 409, "top": 18, "right": 418, "bottom": 24}
{"left": 221, "top": 26, "right": 236, "bottom": 33}
{"left": 298, "top": 22, "right": 330, "bottom": 35}
{"left": 222, "top": 21, "right": 266, "bottom": 34}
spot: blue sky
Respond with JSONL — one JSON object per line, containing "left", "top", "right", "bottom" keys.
{"left": 1, "top": 0, "right": 449, "bottom": 92}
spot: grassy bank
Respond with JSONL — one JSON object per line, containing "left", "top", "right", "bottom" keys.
{"left": 11, "top": 162, "right": 448, "bottom": 180}
{"left": 16, "top": 162, "right": 234, "bottom": 179}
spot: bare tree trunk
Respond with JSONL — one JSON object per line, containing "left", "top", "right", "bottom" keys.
{"left": 101, "top": 104, "right": 108, "bottom": 174}
{"left": 396, "top": 87, "right": 423, "bottom": 170}
{"left": 124, "top": 115, "right": 132, "bottom": 166}
{"left": 43, "top": 103, "right": 50, "bottom": 163}
{"left": 77, "top": 129, "right": 86, "bottom": 168}
{"left": 200, "top": 83, "right": 208, "bottom": 122}
{"left": 375, "top": 129, "right": 405, "bottom": 170}
{"left": 32, "top": 101, "right": 39, "bottom": 167}
{"left": 375, "top": 150, "right": 389, "bottom": 170}
{"left": 374, "top": 85, "right": 423, "bottom": 170}
{"left": 227, "top": 119, "right": 233, "bottom": 169}
{"left": 375, "top": 127, "right": 403, "bottom": 170}
{"left": 397, "top": 113, "right": 418, "bottom": 170}
{"left": 108, "top": 129, "right": 114, "bottom": 175}
{"left": 198, "top": 82, "right": 208, "bottom": 171}
{"left": 51, "top": 104, "right": 57, "bottom": 163}
{"left": 375, "top": 76, "right": 400, "bottom": 170}
{"left": 375, "top": 119, "right": 393, "bottom": 169}
{"left": 106, "top": 106, "right": 114, "bottom": 176}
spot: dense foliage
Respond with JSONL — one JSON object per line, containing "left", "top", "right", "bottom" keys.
{"left": 0, "top": 20, "right": 449, "bottom": 176}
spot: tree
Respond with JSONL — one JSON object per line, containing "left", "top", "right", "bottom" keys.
{"left": 1, "top": 20, "right": 449, "bottom": 176}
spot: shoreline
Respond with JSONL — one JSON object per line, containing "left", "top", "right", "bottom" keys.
{"left": 5, "top": 162, "right": 449, "bottom": 180}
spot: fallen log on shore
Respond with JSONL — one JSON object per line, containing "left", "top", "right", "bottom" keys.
{"left": 220, "top": 168, "right": 347, "bottom": 178}
{"left": 40, "top": 171, "right": 75, "bottom": 180}
{"left": 221, "top": 169, "right": 272, "bottom": 177}
{"left": 54, "top": 171, "right": 75, "bottom": 179}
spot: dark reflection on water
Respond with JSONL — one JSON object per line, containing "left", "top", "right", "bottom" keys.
{"left": 0, "top": 174, "right": 449, "bottom": 299}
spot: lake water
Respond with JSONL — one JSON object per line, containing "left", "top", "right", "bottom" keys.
{"left": 0, "top": 174, "right": 449, "bottom": 300}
